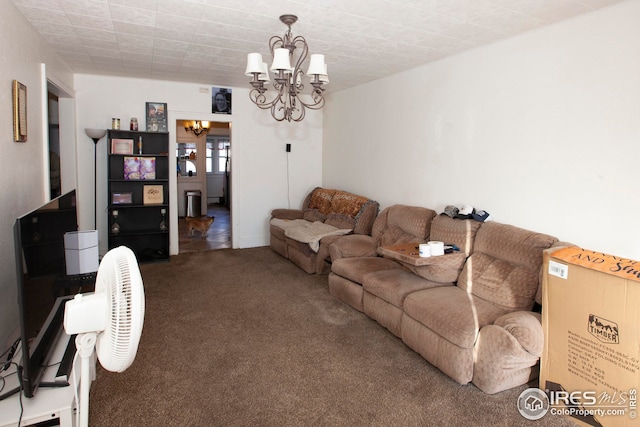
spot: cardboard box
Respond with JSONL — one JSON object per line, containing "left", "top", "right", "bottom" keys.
{"left": 540, "top": 246, "right": 639, "bottom": 427}
{"left": 64, "top": 230, "right": 99, "bottom": 275}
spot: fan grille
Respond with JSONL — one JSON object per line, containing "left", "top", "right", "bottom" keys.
{"left": 95, "top": 246, "right": 145, "bottom": 372}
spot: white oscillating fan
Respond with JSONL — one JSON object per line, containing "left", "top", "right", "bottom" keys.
{"left": 63, "top": 246, "right": 145, "bottom": 427}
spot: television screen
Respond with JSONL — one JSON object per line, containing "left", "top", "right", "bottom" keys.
{"left": 13, "top": 189, "right": 94, "bottom": 398}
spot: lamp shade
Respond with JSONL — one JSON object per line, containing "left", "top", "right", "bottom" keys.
{"left": 245, "top": 53, "right": 264, "bottom": 75}
{"left": 271, "top": 48, "right": 292, "bottom": 72}
{"left": 85, "top": 128, "right": 107, "bottom": 140}
{"left": 258, "top": 62, "right": 271, "bottom": 83}
{"left": 306, "top": 54, "right": 326, "bottom": 76}
{"left": 319, "top": 64, "right": 329, "bottom": 84}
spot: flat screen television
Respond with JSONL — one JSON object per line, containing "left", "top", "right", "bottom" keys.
{"left": 12, "top": 189, "right": 93, "bottom": 398}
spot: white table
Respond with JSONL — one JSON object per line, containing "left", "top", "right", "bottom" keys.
{"left": 0, "top": 332, "right": 94, "bottom": 427}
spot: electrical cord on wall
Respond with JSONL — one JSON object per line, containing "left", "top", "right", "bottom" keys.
{"left": 286, "top": 146, "right": 291, "bottom": 210}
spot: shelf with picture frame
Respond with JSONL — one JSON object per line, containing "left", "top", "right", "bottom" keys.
{"left": 107, "top": 129, "right": 170, "bottom": 263}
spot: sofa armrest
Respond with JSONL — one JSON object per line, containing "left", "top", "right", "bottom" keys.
{"left": 493, "top": 311, "right": 543, "bottom": 356}
{"left": 328, "top": 234, "right": 377, "bottom": 261}
{"left": 271, "top": 208, "right": 304, "bottom": 220}
{"left": 472, "top": 311, "right": 543, "bottom": 394}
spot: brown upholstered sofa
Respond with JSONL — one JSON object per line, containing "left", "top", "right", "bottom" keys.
{"left": 269, "top": 187, "right": 379, "bottom": 274}
{"left": 328, "top": 207, "right": 558, "bottom": 394}
{"left": 328, "top": 204, "right": 438, "bottom": 311}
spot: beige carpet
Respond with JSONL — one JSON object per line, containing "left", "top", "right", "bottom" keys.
{"left": 89, "top": 247, "right": 576, "bottom": 427}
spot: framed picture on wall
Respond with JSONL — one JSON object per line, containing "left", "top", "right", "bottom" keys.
{"left": 145, "top": 102, "right": 168, "bottom": 132}
{"left": 212, "top": 87, "right": 231, "bottom": 114}
{"left": 12, "top": 80, "right": 27, "bottom": 142}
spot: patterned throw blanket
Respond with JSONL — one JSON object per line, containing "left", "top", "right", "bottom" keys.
{"left": 308, "top": 188, "right": 370, "bottom": 218}
{"left": 270, "top": 219, "right": 352, "bottom": 252}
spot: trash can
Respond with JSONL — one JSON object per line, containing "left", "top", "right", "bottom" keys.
{"left": 185, "top": 190, "right": 202, "bottom": 217}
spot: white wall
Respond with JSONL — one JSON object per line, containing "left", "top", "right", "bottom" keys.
{"left": 0, "top": 0, "right": 75, "bottom": 351}
{"left": 74, "top": 75, "right": 323, "bottom": 254}
{"left": 323, "top": 1, "right": 640, "bottom": 260}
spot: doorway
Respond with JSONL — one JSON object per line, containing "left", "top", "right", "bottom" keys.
{"left": 48, "top": 92, "right": 61, "bottom": 199}
{"left": 45, "top": 73, "right": 76, "bottom": 202}
{"left": 176, "top": 120, "right": 231, "bottom": 253}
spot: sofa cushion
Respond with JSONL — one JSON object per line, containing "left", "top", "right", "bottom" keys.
{"left": 373, "top": 205, "right": 436, "bottom": 247}
{"left": 331, "top": 257, "right": 402, "bottom": 285}
{"left": 457, "top": 222, "right": 558, "bottom": 311}
{"left": 328, "top": 235, "right": 378, "bottom": 260}
{"left": 303, "top": 209, "right": 327, "bottom": 222}
{"left": 458, "top": 252, "right": 539, "bottom": 311}
{"left": 473, "top": 222, "right": 557, "bottom": 270}
{"left": 325, "top": 213, "right": 355, "bottom": 230}
{"left": 403, "top": 286, "right": 508, "bottom": 349}
{"left": 363, "top": 269, "right": 452, "bottom": 308}
{"left": 429, "top": 215, "right": 482, "bottom": 256}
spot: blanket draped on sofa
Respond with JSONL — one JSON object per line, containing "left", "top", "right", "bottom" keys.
{"left": 270, "top": 219, "right": 352, "bottom": 252}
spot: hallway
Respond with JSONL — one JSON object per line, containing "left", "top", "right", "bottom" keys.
{"left": 178, "top": 203, "right": 231, "bottom": 253}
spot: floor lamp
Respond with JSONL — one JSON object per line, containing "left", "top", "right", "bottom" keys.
{"left": 85, "top": 128, "right": 107, "bottom": 230}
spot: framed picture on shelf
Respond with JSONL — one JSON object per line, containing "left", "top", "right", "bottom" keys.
{"left": 143, "top": 185, "right": 164, "bottom": 204}
{"left": 112, "top": 192, "right": 133, "bottom": 204}
{"left": 111, "top": 138, "right": 134, "bottom": 154}
{"left": 145, "top": 102, "right": 167, "bottom": 132}
{"left": 12, "top": 80, "right": 27, "bottom": 142}
{"left": 212, "top": 87, "right": 231, "bottom": 114}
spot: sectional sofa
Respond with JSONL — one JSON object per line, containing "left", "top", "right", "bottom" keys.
{"left": 269, "top": 190, "right": 560, "bottom": 394}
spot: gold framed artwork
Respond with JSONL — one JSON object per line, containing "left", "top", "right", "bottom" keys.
{"left": 12, "top": 80, "right": 27, "bottom": 142}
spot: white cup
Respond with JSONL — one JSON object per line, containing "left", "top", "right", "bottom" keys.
{"left": 428, "top": 241, "right": 445, "bottom": 256}
{"left": 419, "top": 243, "right": 431, "bottom": 257}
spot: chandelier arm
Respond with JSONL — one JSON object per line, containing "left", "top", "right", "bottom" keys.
{"left": 292, "top": 91, "right": 326, "bottom": 111}
{"left": 269, "top": 34, "right": 286, "bottom": 53}
{"left": 250, "top": 89, "right": 279, "bottom": 110}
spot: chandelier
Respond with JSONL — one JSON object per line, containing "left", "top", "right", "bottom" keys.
{"left": 184, "top": 120, "right": 210, "bottom": 137}
{"left": 245, "top": 14, "right": 329, "bottom": 122}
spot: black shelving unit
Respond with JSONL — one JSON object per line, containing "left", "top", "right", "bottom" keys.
{"left": 107, "top": 129, "right": 170, "bottom": 262}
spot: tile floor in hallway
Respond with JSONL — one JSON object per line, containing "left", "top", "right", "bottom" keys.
{"left": 178, "top": 203, "right": 231, "bottom": 253}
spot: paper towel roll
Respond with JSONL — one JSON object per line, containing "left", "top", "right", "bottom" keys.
{"left": 428, "top": 241, "right": 445, "bottom": 256}
{"left": 419, "top": 243, "right": 431, "bottom": 257}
